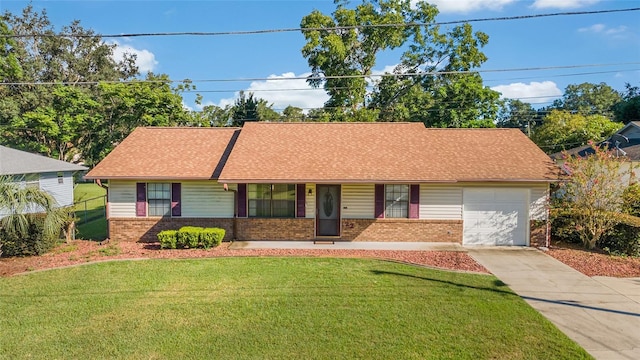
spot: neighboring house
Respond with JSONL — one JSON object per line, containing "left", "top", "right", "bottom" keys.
{"left": 0, "top": 145, "right": 88, "bottom": 211}
{"left": 85, "top": 123, "right": 560, "bottom": 247}
{"left": 551, "top": 121, "right": 640, "bottom": 184}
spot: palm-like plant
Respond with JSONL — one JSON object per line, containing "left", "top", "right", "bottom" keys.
{"left": 0, "top": 175, "right": 69, "bottom": 248}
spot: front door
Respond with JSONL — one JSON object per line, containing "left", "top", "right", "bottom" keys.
{"left": 316, "top": 185, "right": 340, "bottom": 236}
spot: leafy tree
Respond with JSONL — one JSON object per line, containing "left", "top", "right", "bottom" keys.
{"left": 0, "top": 5, "right": 138, "bottom": 163}
{"left": 497, "top": 99, "right": 540, "bottom": 135}
{"left": 281, "top": 106, "right": 306, "bottom": 122}
{"left": 613, "top": 83, "right": 640, "bottom": 124}
{"left": 190, "top": 104, "right": 231, "bottom": 127}
{"left": 0, "top": 175, "right": 71, "bottom": 256}
{"left": 301, "top": 0, "right": 408, "bottom": 110}
{"left": 229, "top": 91, "right": 278, "bottom": 126}
{"left": 0, "top": 19, "right": 22, "bottom": 81}
{"left": 303, "top": 1, "right": 501, "bottom": 126}
{"left": 550, "top": 82, "right": 621, "bottom": 118}
{"left": 83, "top": 73, "right": 189, "bottom": 165}
{"left": 7, "top": 85, "right": 99, "bottom": 161}
{"left": 532, "top": 110, "right": 622, "bottom": 154}
{"left": 557, "top": 144, "right": 627, "bottom": 249}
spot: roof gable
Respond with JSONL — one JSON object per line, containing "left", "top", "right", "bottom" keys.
{"left": 0, "top": 145, "right": 87, "bottom": 175}
{"left": 84, "top": 127, "right": 240, "bottom": 180}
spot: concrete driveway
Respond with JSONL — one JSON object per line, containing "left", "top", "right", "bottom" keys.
{"left": 468, "top": 247, "right": 640, "bottom": 360}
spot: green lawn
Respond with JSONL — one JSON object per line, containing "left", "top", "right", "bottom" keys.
{"left": 73, "top": 183, "right": 107, "bottom": 240}
{"left": 0, "top": 258, "right": 591, "bottom": 359}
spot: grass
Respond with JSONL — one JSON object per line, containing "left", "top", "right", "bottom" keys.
{"left": 73, "top": 183, "right": 107, "bottom": 241}
{"left": 0, "top": 258, "right": 591, "bottom": 359}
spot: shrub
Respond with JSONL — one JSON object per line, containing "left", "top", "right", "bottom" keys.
{"left": 157, "top": 230, "right": 178, "bottom": 249}
{"left": 177, "top": 226, "right": 203, "bottom": 248}
{"left": 601, "top": 224, "right": 640, "bottom": 257}
{"left": 201, "top": 228, "right": 225, "bottom": 248}
{"left": 549, "top": 209, "right": 581, "bottom": 245}
{"left": 0, "top": 215, "right": 58, "bottom": 257}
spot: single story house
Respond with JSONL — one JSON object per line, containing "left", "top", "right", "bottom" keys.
{"left": 85, "top": 122, "right": 560, "bottom": 246}
{"left": 0, "top": 145, "right": 88, "bottom": 214}
{"left": 551, "top": 121, "right": 640, "bottom": 185}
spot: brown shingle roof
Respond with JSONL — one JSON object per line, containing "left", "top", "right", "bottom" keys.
{"left": 85, "top": 127, "right": 240, "bottom": 180}
{"left": 217, "top": 122, "right": 560, "bottom": 183}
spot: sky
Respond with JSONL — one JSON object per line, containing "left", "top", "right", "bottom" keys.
{"left": 0, "top": 0, "right": 639, "bottom": 112}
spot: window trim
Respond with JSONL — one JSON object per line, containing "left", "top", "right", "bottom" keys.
{"left": 147, "top": 182, "right": 171, "bottom": 217}
{"left": 384, "top": 184, "right": 410, "bottom": 218}
{"left": 247, "top": 183, "right": 296, "bottom": 218}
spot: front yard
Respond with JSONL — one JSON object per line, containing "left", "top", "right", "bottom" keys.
{"left": 0, "top": 257, "right": 591, "bottom": 359}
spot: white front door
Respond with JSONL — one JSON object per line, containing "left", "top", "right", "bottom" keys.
{"left": 463, "top": 188, "right": 528, "bottom": 246}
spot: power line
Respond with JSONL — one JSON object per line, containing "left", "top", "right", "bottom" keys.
{"left": 1, "top": 8, "right": 637, "bottom": 39}
{"left": 183, "top": 69, "right": 639, "bottom": 94}
{"left": 1, "top": 63, "right": 638, "bottom": 86}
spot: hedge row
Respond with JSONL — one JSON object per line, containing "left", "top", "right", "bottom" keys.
{"left": 157, "top": 226, "right": 225, "bottom": 249}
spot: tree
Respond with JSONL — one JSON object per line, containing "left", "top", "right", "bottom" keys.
{"left": 83, "top": 73, "right": 189, "bottom": 165}
{"left": 532, "top": 110, "right": 622, "bottom": 154}
{"left": 0, "top": 175, "right": 70, "bottom": 256}
{"left": 550, "top": 82, "right": 621, "bottom": 118}
{"left": 0, "top": 5, "right": 137, "bottom": 162}
{"left": 558, "top": 144, "right": 627, "bottom": 249}
{"left": 613, "top": 83, "right": 640, "bottom": 124}
{"left": 229, "top": 91, "right": 278, "bottom": 126}
{"left": 301, "top": 1, "right": 501, "bottom": 126}
{"left": 0, "top": 19, "right": 22, "bottom": 81}
{"left": 301, "top": 0, "right": 409, "bottom": 110}
{"left": 497, "top": 99, "right": 539, "bottom": 135}
{"left": 281, "top": 106, "right": 305, "bottom": 122}
{"left": 190, "top": 104, "right": 231, "bottom": 127}
{"left": 8, "top": 85, "right": 99, "bottom": 161}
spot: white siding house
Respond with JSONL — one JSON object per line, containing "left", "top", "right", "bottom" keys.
{"left": 0, "top": 145, "right": 87, "bottom": 214}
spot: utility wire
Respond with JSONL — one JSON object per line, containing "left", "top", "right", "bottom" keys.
{"left": 1, "top": 8, "right": 638, "bottom": 38}
{"left": 1, "top": 63, "right": 638, "bottom": 86}
{"left": 184, "top": 69, "right": 639, "bottom": 94}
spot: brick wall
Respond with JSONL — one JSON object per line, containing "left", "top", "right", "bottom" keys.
{"left": 109, "top": 217, "right": 464, "bottom": 243}
{"left": 341, "top": 219, "right": 463, "bottom": 242}
{"left": 235, "top": 218, "right": 315, "bottom": 240}
{"left": 109, "top": 218, "right": 234, "bottom": 242}
{"left": 530, "top": 220, "right": 548, "bottom": 247}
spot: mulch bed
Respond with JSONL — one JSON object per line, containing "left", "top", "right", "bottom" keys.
{"left": 0, "top": 240, "right": 488, "bottom": 277}
{"left": 2, "top": 240, "right": 639, "bottom": 278}
{"left": 546, "top": 242, "right": 640, "bottom": 277}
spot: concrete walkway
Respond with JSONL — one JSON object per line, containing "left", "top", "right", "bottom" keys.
{"left": 468, "top": 247, "right": 640, "bottom": 360}
{"left": 229, "top": 241, "right": 464, "bottom": 251}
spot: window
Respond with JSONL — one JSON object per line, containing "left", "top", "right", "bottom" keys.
{"left": 57, "top": 172, "right": 64, "bottom": 184}
{"left": 248, "top": 184, "right": 295, "bottom": 217}
{"left": 12, "top": 174, "right": 39, "bottom": 188}
{"left": 385, "top": 184, "right": 409, "bottom": 218}
{"left": 147, "top": 183, "right": 171, "bottom": 217}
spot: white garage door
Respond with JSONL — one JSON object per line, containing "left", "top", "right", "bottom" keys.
{"left": 463, "top": 188, "right": 528, "bottom": 246}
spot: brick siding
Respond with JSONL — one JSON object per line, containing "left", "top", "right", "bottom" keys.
{"left": 235, "top": 218, "right": 315, "bottom": 240}
{"left": 109, "top": 218, "right": 234, "bottom": 242}
{"left": 109, "top": 217, "right": 463, "bottom": 243}
{"left": 530, "top": 220, "right": 548, "bottom": 247}
{"left": 342, "top": 219, "right": 463, "bottom": 242}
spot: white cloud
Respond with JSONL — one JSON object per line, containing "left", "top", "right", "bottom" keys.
{"left": 109, "top": 41, "right": 158, "bottom": 73}
{"left": 182, "top": 101, "right": 193, "bottom": 112}
{"left": 422, "top": 0, "right": 515, "bottom": 13}
{"left": 214, "top": 72, "right": 329, "bottom": 111}
{"left": 491, "top": 81, "right": 562, "bottom": 104}
{"left": 578, "top": 24, "right": 629, "bottom": 38}
{"left": 531, "top": 0, "right": 600, "bottom": 9}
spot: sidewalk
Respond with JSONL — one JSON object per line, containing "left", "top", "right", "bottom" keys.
{"left": 229, "top": 241, "right": 464, "bottom": 251}
{"left": 468, "top": 247, "right": 640, "bottom": 360}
